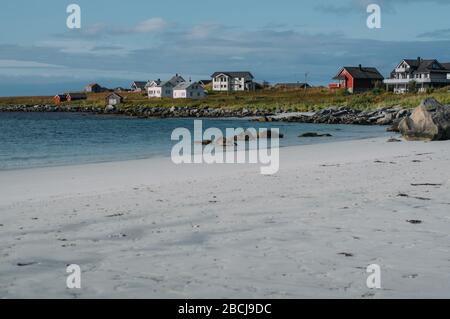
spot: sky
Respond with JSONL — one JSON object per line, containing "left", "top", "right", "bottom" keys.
{"left": 1, "top": 0, "right": 450, "bottom": 96}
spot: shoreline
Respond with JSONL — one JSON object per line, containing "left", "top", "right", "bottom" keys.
{"left": 0, "top": 117, "right": 391, "bottom": 172}
{"left": 0, "top": 133, "right": 388, "bottom": 174}
{"left": 0, "top": 104, "right": 410, "bottom": 126}
{"left": 1, "top": 137, "right": 450, "bottom": 298}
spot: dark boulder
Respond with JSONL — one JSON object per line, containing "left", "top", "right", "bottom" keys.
{"left": 299, "top": 132, "right": 332, "bottom": 138}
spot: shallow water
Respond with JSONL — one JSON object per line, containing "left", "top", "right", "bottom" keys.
{"left": 0, "top": 112, "right": 391, "bottom": 170}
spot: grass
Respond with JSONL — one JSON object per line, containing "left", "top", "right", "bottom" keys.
{"left": 1, "top": 87, "right": 450, "bottom": 112}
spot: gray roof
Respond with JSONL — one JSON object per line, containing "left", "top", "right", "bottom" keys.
{"left": 402, "top": 59, "right": 449, "bottom": 73}
{"left": 145, "top": 79, "right": 161, "bottom": 87}
{"left": 131, "top": 81, "right": 147, "bottom": 89}
{"left": 334, "top": 66, "right": 384, "bottom": 80}
{"left": 173, "top": 82, "right": 201, "bottom": 90}
{"left": 211, "top": 71, "right": 254, "bottom": 79}
{"left": 443, "top": 63, "right": 450, "bottom": 71}
{"left": 160, "top": 81, "right": 174, "bottom": 87}
{"left": 106, "top": 92, "right": 123, "bottom": 99}
{"left": 168, "top": 75, "right": 186, "bottom": 85}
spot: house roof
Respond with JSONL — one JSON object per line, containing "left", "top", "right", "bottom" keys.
{"left": 66, "top": 92, "right": 87, "bottom": 99}
{"left": 402, "top": 59, "right": 449, "bottom": 73}
{"left": 275, "top": 82, "right": 310, "bottom": 88}
{"left": 334, "top": 66, "right": 384, "bottom": 80}
{"left": 106, "top": 92, "right": 123, "bottom": 99}
{"left": 158, "top": 81, "right": 175, "bottom": 88}
{"left": 211, "top": 72, "right": 254, "bottom": 79}
{"left": 131, "top": 81, "right": 147, "bottom": 89}
{"left": 168, "top": 75, "right": 186, "bottom": 86}
{"left": 443, "top": 63, "right": 450, "bottom": 71}
{"left": 145, "top": 79, "right": 161, "bottom": 87}
{"left": 173, "top": 82, "right": 201, "bottom": 90}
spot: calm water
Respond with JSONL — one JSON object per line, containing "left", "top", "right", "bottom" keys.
{"left": 0, "top": 112, "right": 390, "bottom": 170}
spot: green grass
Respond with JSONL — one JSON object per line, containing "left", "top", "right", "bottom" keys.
{"left": 1, "top": 87, "right": 450, "bottom": 112}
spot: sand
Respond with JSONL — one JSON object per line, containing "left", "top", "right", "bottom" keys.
{"left": 1, "top": 137, "right": 450, "bottom": 298}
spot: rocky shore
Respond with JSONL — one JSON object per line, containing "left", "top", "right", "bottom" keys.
{"left": 0, "top": 104, "right": 272, "bottom": 118}
{"left": 0, "top": 103, "right": 412, "bottom": 127}
{"left": 260, "top": 106, "right": 411, "bottom": 127}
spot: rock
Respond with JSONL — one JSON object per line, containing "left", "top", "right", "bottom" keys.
{"left": 299, "top": 132, "right": 332, "bottom": 138}
{"left": 195, "top": 140, "right": 213, "bottom": 145}
{"left": 396, "top": 109, "right": 410, "bottom": 119}
{"left": 104, "top": 105, "right": 116, "bottom": 113}
{"left": 398, "top": 98, "right": 450, "bottom": 141}
{"left": 214, "top": 137, "right": 236, "bottom": 147}
{"left": 387, "top": 138, "right": 402, "bottom": 143}
{"left": 232, "top": 130, "right": 257, "bottom": 142}
{"left": 387, "top": 118, "right": 402, "bottom": 132}
{"left": 257, "top": 130, "right": 284, "bottom": 139}
{"left": 257, "top": 116, "right": 272, "bottom": 122}
{"left": 376, "top": 113, "right": 394, "bottom": 125}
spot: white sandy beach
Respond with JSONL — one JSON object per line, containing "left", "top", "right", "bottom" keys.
{"left": 1, "top": 137, "right": 450, "bottom": 298}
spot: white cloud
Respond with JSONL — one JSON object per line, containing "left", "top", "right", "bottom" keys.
{"left": 0, "top": 59, "right": 65, "bottom": 69}
{"left": 133, "top": 18, "right": 169, "bottom": 33}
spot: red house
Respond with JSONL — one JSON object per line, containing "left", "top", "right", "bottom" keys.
{"left": 54, "top": 94, "right": 67, "bottom": 104}
{"left": 330, "top": 65, "right": 384, "bottom": 93}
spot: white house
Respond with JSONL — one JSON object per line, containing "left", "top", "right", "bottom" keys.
{"left": 173, "top": 82, "right": 206, "bottom": 99}
{"left": 131, "top": 81, "right": 147, "bottom": 92}
{"left": 211, "top": 72, "right": 255, "bottom": 92}
{"left": 147, "top": 74, "right": 186, "bottom": 98}
{"left": 147, "top": 81, "right": 174, "bottom": 98}
{"left": 384, "top": 57, "right": 450, "bottom": 93}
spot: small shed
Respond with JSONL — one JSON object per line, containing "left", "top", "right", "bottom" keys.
{"left": 106, "top": 92, "right": 124, "bottom": 106}
{"left": 54, "top": 94, "right": 67, "bottom": 104}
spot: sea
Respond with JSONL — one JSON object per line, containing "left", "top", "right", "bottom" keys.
{"left": 0, "top": 112, "right": 391, "bottom": 170}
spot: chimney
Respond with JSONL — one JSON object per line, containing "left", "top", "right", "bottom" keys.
{"left": 417, "top": 57, "right": 422, "bottom": 63}
{"left": 359, "top": 64, "right": 363, "bottom": 70}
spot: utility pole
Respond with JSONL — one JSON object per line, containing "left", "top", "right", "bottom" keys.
{"left": 304, "top": 72, "right": 309, "bottom": 93}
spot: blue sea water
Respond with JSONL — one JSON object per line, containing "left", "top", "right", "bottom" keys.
{"left": 0, "top": 112, "right": 391, "bottom": 170}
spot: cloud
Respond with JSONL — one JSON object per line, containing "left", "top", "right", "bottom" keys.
{"left": 315, "top": 0, "right": 450, "bottom": 15}
{"left": 133, "top": 18, "right": 169, "bottom": 33}
{"left": 417, "top": 28, "right": 450, "bottom": 39}
{"left": 0, "top": 59, "right": 64, "bottom": 69}
{"left": 53, "top": 17, "right": 170, "bottom": 39}
{"left": 2, "top": 22, "right": 450, "bottom": 90}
